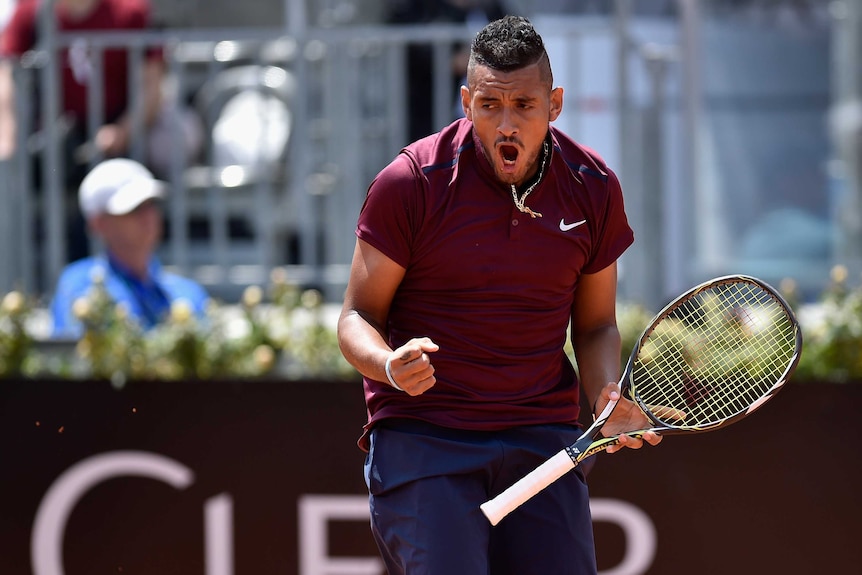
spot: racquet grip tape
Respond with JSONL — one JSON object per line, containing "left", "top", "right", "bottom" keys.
{"left": 480, "top": 450, "right": 576, "bottom": 525}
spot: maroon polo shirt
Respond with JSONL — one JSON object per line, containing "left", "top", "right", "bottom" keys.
{"left": 356, "top": 118, "right": 633, "bottom": 449}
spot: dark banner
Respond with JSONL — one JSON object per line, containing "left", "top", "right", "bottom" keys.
{"left": 0, "top": 379, "right": 859, "bottom": 574}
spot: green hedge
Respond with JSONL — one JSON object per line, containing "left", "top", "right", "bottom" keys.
{"left": 2, "top": 267, "right": 860, "bottom": 383}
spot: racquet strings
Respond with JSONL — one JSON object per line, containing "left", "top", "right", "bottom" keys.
{"left": 632, "top": 279, "right": 798, "bottom": 429}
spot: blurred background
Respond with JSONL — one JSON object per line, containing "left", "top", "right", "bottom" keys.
{"left": 0, "top": 0, "right": 856, "bottom": 312}
{"left": 1, "top": 4, "right": 860, "bottom": 574}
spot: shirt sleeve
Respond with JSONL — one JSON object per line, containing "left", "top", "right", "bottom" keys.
{"left": 582, "top": 166, "right": 634, "bottom": 274}
{"left": 0, "top": 1, "right": 37, "bottom": 57}
{"left": 356, "top": 152, "right": 424, "bottom": 269}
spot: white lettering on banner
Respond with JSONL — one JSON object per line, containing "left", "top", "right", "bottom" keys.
{"left": 298, "top": 495, "right": 385, "bottom": 575}
{"left": 32, "top": 451, "right": 194, "bottom": 575}
{"left": 30, "top": 450, "right": 235, "bottom": 575}
{"left": 29, "top": 453, "right": 654, "bottom": 574}
{"left": 297, "top": 495, "right": 657, "bottom": 575}
{"left": 205, "top": 493, "right": 236, "bottom": 575}
{"left": 590, "top": 498, "right": 657, "bottom": 575}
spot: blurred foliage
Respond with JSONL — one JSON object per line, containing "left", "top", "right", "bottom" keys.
{"left": 0, "top": 291, "right": 34, "bottom": 377}
{"left": 2, "top": 266, "right": 861, "bottom": 383}
{"left": 792, "top": 266, "right": 862, "bottom": 382}
{"left": 564, "top": 302, "right": 655, "bottom": 375}
{"left": 566, "top": 266, "right": 862, "bottom": 384}
{"left": 0, "top": 268, "right": 355, "bottom": 383}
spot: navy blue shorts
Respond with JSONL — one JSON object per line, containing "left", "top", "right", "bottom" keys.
{"left": 364, "top": 419, "right": 597, "bottom": 575}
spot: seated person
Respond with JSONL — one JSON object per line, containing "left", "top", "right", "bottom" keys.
{"left": 50, "top": 158, "right": 209, "bottom": 338}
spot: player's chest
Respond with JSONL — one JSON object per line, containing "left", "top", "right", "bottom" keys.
{"left": 409, "top": 182, "right": 593, "bottom": 292}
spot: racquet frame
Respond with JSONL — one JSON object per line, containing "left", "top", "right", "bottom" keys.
{"left": 480, "top": 274, "right": 802, "bottom": 525}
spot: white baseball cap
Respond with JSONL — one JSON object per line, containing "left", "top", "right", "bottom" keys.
{"left": 78, "top": 158, "right": 166, "bottom": 218}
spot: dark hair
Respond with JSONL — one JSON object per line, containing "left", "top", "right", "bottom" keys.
{"left": 468, "top": 15, "right": 553, "bottom": 87}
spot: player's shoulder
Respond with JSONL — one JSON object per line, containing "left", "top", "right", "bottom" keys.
{"left": 401, "top": 118, "right": 474, "bottom": 176}
{"left": 550, "top": 126, "right": 612, "bottom": 184}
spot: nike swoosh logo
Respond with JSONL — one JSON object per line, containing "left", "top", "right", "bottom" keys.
{"left": 559, "top": 218, "right": 586, "bottom": 232}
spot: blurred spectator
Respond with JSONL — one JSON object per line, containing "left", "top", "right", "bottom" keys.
{"left": 0, "top": 0, "right": 15, "bottom": 32}
{"left": 0, "top": 0, "right": 201, "bottom": 266}
{"left": 384, "top": 0, "right": 507, "bottom": 142}
{"left": 0, "top": 0, "right": 164, "bottom": 173}
{"left": 50, "top": 157, "right": 209, "bottom": 338}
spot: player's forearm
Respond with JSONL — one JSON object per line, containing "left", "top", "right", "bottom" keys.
{"left": 0, "top": 60, "right": 17, "bottom": 160}
{"left": 572, "top": 323, "right": 622, "bottom": 414}
{"left": 337, "top": 308, "right": 393, "bottom": 383}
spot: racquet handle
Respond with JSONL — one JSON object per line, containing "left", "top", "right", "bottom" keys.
{"left": 480, "top": 449, "right": 576, "bottom": 525}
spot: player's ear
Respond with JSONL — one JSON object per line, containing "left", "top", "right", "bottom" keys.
{"left": 549, "top": 87, "right": 563, "bottom": 122}
{"left": 461, "top": 85, "right": 473, "bottom": 121}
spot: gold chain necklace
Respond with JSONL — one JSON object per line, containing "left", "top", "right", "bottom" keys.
{"left": 509, "top": 140, "right": 548, "bottom": 219}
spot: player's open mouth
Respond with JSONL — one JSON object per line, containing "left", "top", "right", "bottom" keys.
{"left": 499, "top": 144, "right": 519, "bottom": 166}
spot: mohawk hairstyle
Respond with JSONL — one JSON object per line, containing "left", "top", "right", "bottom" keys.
{"left": 468, "top": 15, "right": 553, "bottom": 86}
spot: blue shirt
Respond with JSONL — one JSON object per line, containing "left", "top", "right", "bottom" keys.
{"left": 50, "top": 253, "right": 210, "bottom": 338}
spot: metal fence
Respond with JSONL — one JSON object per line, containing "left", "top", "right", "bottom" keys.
{"left": 0, "top": 23, "right": 480, "bottom": 302}
{"left": 2, "top": 20, "right": 635, "bottom": 304}
{"left": 0, "top": 11, "right": 841, "bottom": 309}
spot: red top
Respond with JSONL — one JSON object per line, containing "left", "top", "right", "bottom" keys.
{"left": 356, "top": 118, "right": 634, "bottom": 449}
{"left": 1, "top": 0, "right": 157, "bottom": 123}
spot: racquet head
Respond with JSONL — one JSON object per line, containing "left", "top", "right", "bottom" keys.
{"left": 626, "top": 274, "right": 802, "bottom": 433}
{"left": 479, "top": 275, "right": 802, "bottom": 526}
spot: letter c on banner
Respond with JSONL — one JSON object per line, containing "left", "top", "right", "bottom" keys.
{"left": 31, "top": 450, "right": 195, "bottom": 575}
{"left": 590, "top": 498, "right": 657, "bottom": 575}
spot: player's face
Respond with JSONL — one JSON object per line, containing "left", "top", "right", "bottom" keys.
{"left": 462, "top": 62, "right": 563, "bottom": 187}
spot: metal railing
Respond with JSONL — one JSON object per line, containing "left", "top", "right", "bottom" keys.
{"left": 0, "top": 23, "right": 503, "bottom": 302}
{"left": 1, "top": 13, "right": 837, "bottom": 309}
{"left": 2, "top": 20, "right": 634, "bottom": 304}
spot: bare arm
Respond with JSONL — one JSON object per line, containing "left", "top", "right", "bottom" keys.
{"left": 96, "top": 58, "right": 164, "bottom": 156}
{"left": 0, "top": 59, "right": 16, "bottom": 160}
{"left": 337, "top": 238, "right": 438, "bottom": 395}
{"left": 571, "top": 262, "right": 661, "bottom": 451}
{"left": 570, "top": 262, "right": 624, "bottom": 415}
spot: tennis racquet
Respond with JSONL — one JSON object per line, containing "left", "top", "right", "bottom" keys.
{"left": 480, "top": 274, "right": 802, "bottom": 526}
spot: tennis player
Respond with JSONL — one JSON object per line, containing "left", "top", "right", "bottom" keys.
{"left": 337, "top": 15, "right": 660, "bottom": 574}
